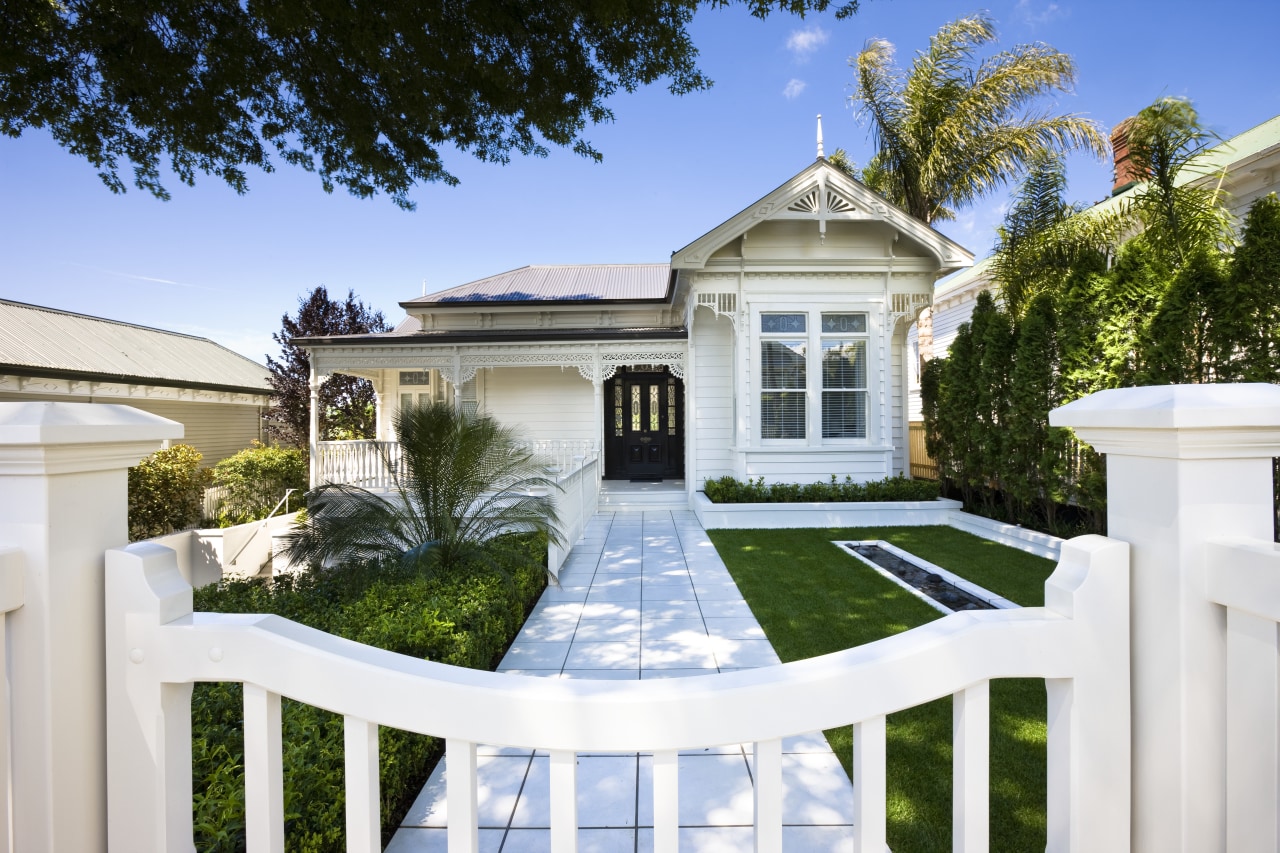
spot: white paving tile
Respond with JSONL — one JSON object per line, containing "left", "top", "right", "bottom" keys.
{"left": 389, "top": 508, "right": 857, "bottom": 853}
{"left": 499, "top": 641, "right": 571, "bottom": 670}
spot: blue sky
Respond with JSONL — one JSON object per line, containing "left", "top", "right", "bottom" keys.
{"left": 2, "top": 0, "right": 1278, "bottom": 365}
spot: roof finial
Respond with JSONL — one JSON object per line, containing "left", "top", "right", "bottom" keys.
{"left": 816, "top": 114, "right": 824, "bottom": 160}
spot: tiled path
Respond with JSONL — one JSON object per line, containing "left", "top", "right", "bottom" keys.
{"left": 387, "top": 510, "right": 856, "bottom": 852}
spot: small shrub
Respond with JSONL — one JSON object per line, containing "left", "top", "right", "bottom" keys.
{"left": 702, "top": 474, "right": 940, "bottom": 504}
{"left": 190, "top": 533, "right": 547, "bottom": 852}
{"left": 127, "top": 444, "right": 212, "bottom": 541}
{"left": 211, "top": 442, "right": 307, "bottom": 526}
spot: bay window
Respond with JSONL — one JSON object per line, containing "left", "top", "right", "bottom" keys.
{"left": 758, "top": 310, "right": 869, "bottom": 442}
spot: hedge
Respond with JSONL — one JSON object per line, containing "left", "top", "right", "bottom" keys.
{"left": 702, "top": 474, "right": 940, "bottom": 504}
{"left": 127, "top": 444, "right": 212, "bottom": 541}
{"left": 190, "top": 533, "right": 547, "bottom": 851}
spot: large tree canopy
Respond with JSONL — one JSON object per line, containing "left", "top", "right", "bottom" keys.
{"left": 2, "top": 0, "right": 857, "bottom": 209}
{"left": 847, "top": 13, "right": 1107, "bottom": 224}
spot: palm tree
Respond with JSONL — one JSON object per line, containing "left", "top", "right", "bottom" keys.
{"left": 990, "top": 151, "right": 1122, "bottom": 318}
{"left": 849, "top": 13, "right": 1107, "bottom": 225}
{"left": 283, "top": 401, "right": 562, "bottom": 575}
{"left": 1123, "top": 96, "right": 1234, "bottom": 269}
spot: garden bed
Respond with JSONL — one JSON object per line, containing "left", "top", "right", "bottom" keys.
{"left": 693, "top": 490, "right": 963, "bottom": 529}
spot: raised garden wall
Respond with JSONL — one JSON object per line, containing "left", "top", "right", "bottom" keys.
{"left": 690, "top": 492, "right": 1064, "bottom": 560}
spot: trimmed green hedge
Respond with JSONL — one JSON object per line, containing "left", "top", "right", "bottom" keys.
{"left": 128, "top": 444, "right": 212, "bottom": 541}
{"left": 702, "top": 474, "right": 940, "bottom": 504}
{"left": 190, "top": 534, "right": 547, "bottom": 852}
{"left": 210, "top": 442, "right": 308, "bottom": 526}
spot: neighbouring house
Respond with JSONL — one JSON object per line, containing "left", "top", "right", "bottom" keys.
{"left": 906, "top": 113, "right": 1280, "bottom": 423}
{"left": 0, "top": 299, "right": 272, "bottom": 463}
{"left": 297, "top": 134, "right": 973, "bottom": 495}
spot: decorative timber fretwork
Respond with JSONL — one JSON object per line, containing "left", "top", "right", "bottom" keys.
{"left": 695, "top": 292, "right": 740, "bottom": 332}
{"left": 889, "top": 292, "right": 932, "bottom": 329}
{"left": 310, "top": 341, "right": 687, "bottom": 386}
{"left": 785, "top": 188, "right": 858, "bottom": 215}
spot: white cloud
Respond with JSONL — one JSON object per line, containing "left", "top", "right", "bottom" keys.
{"left": 783, "top": 79, "right": 807, "bottom": 100}
{"left": 1014, "top": 0, "right": 1065, "bottom": 29}
{"left": 786, "top": 26, "right": 829, "bottom": 59}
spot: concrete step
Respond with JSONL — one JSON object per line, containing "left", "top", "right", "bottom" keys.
{"left": 597, "top": 483, "right": 690, "bottom": 512}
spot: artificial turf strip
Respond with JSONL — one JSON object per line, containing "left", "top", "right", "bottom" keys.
{"left": 707, "top": 525, "right": 1057, "bottom": 852}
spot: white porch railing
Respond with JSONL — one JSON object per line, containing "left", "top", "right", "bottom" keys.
{"left": 105, "top": 534, "right": 1128, "bottom": 853}
{"left": 315, "top": 439, "right": 403, "bottom": 490}
{"left": 546, "top": 453, "right": 601, "bottom": 578}
{"left": 315, "top": 439, "right": 600, "bottom": 492}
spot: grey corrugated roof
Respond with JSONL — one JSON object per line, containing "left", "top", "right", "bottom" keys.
{"left": 402, "top": 264, "right": 673, "bottom": 306}
{"left": 0, "top": 300, "right": 271, "bottom": 394}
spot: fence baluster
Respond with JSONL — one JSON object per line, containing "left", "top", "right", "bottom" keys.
{"left": 243, "top": 684, "right": 285, "bottom": 853}
{"left": 754, "top": 737, "right": 783, "bottom": 853}
{"left": 1227, "top": 607, "right": 1280, "bottom": 852}
{"left": 446, "top": 739, "right": 480, "bottom": 853}
{"left": 953, "top": 682, "right": 990, "bottom": 852}
{"left": 853, "top": 716, "right": 887, "bottom": 853}
{"left": 344, "top": 716, "right": 379, "bottom": 853}
{"left": 550, "top": 749, "right": 578, "bottom": 852}
{"left": 653, "top": 749, "right": 679, "bottom": 853}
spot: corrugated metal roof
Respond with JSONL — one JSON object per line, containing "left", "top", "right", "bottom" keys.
{"left": 402, "top": 264, "right": 672, "bottom": 306}
{"left": 0, "top": 300, "right": 271, "bottom": 393}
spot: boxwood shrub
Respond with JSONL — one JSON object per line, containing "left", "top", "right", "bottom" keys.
{"left": 702, "top": 473, "right": 940, "bottom": 504}
{"left": 190, "top": 533, "right": 547, "bottom": 852}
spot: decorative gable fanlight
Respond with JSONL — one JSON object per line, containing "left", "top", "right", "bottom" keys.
{"left": 776, "top": 115, "right": 865, "bottom": 244}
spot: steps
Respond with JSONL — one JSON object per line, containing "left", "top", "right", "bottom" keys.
{"left": 597, "top": 480, "right": 690, "bottom": 512}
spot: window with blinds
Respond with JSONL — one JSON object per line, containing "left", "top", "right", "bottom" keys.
{"left": 821, "top": 313, "right": 868, "bottom": 439}
{"left": 760, "top": 313, "right": 807, "bottom": 440}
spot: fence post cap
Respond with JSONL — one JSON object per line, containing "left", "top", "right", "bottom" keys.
{"left": 1050, "top": 384, "right": 1280, "bottom": 459}
{"left": 1051, "top": 384, "right": 1280, "bottom": 430}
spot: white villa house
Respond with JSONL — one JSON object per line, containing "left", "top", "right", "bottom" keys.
{"left": 298, "top": 142, "right": 971, "bottom": 497}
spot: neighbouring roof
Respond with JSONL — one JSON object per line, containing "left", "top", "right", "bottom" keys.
{"left": 401, "top": 264, "right": 674, "bottom": 308}
{"left": 0, "top": 299, "right": 272, "bottom": 395}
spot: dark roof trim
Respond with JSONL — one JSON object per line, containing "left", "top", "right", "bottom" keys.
{"left": 295, "top": 327, "right": 689, "bottom": 347}
{"left": 0, "top": 363, "right": 273, "bottom": 399}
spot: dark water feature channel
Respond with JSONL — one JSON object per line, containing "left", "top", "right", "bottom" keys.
{"left": 842, "top": 543, "right": 995, "bottom": 612}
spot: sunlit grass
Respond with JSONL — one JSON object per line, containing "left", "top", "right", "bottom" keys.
{"left": 708, "top": 525, "right": 1056, "bottom": 852}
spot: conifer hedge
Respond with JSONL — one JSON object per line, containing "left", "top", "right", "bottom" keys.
{"left": 922, "top": 194, "right": 1280, "bottom": 535}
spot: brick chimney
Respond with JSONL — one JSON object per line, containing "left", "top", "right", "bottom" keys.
{"left": 1111, "top": 118, "right": 1141, "bottom": 195}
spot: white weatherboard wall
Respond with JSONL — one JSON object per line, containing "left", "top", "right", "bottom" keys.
{"left": 690, "top": 312, "right": 734, "bottom": 488}
{"left": 482, "top": 367, "right": 595, "bottom": 443}
{"left": 0, "top": 401, "right": 180, "bottom": 853}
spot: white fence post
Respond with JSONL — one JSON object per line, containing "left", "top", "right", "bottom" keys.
{"left": 1052, "top": 383, "right": 1280, "bottom": 852}
{"left": 0, "top": 402, "right": 180, "bottom": 853}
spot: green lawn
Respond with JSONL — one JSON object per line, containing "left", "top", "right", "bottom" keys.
{"left": 707, "top": 525, "right": 1057, "bottom": 852}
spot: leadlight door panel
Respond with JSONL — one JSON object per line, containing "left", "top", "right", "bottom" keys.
{"left": 606, "top": 369, "right": 683, "bottom": 479}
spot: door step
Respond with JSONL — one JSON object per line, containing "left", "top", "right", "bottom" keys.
{"left": 598, "top": 481, "right": 689, "bottom": 512}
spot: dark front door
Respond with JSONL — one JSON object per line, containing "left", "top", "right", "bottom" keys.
{"left": 606, "top": 367, "right": 684, "bottom": 480}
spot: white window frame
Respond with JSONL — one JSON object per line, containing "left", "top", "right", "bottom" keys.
{"left": 755, "top": 307, "right": 874, "bottom": 445}
{"left": 758, "top": 312, "right": 809, "bottom": 442}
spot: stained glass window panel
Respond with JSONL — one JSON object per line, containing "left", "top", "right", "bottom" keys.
{"left": 761, "top": 313, "right": 806, "bottom": 334}
{"left": 820, "top": 313, "right": 867, "bottom": 334}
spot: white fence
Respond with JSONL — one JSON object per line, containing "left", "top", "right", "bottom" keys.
{"left": 8, "top": 385, "right": 1280, "bottom": 851}
{"left": 0, "top": 548, "right": 22, "bottom": 853}
{"left": 547, "top": 453, "right": 601, "bottom": 578}
{"left": 105, "top": 534, "right": 1128, "bottom": 853}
